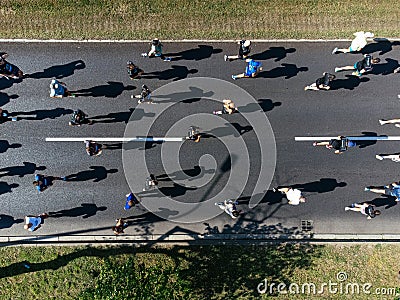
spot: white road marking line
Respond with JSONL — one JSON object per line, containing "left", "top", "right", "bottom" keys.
{"left": 46, "top": 137, "right": 185, "bottom": 142}
{"left": 295, "top": 136, "right": 400, "bottom": 141}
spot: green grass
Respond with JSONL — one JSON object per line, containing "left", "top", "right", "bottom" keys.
{"left": 0, "top": 0, "right": 399, "bottom": 39}
{"left": 0, "top": 244, "right": 400, "bottom": 299}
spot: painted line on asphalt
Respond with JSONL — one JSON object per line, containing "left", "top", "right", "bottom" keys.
{"left": 0, "top": 39, "right": 353, "bottom": 43}
{"left": 295, "top": 136, "right": 400, "bottom": 141}
{"left": 46, "top": 137, "right": 185, "bottom": 142}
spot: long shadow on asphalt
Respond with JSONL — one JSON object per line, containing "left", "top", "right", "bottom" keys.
{"left": 48, "top": 204, "right": 107, "bottom": 219}
{"left": 0, "top": 162, "right": 46, "bottom": 178}
{"left": 238, "top": 99, "right": 282, "bottom": 113}
{"left": 362, "top": 39, "right": 400, "bottom": 56}
{"left": 0, "top": 214, "right": 23, "bottom": 229}
{"left": 28, "top": 60, "right": 86, "bottom": 79}
{"left": 0, "top": 181, "right": 19, "bottom": 196}
{"left": 370, "top": 58, "right": 399, "bottom": 75}
{"left": 258, "top": 64, "right": 308, "bottom": 79}
{"left": 0, "top": 140, "right": 22, "bottom": 154}
{"left": 142, "top": 66, "right": 198, "bottom": 81}
{"left": 72, "top": 81, "right": 135, "bottom": 98}
{"left": 330, "top": 75, "right": 369, "bottom": 90}
{"left": 0, "top": 93, "right": 18, "bottom": 106}
{"left": 167, "top": 45, "right": 222, "bottom": 61}
{"left": 10, "top": 108, "right": 73, "bottom": 121}
{"left": 64, "top": 166, "right": 118, "bottom": 182}
{"left": 157, "top": 166, "right": 215, "bottom": 182}
{"left": 153, "top": 86, "right": 214, "bottom": 103}
{"left": 369, "top": 196, "right": 398, "bottom": 210}
{"left": 251, "top": 46, "right": 296, "bottom": 61}
{"left": 91, "top": 108, "right": 155, "bottom": 124}
{"left": 207, "top": 123, "right": 252, "bottom": 138}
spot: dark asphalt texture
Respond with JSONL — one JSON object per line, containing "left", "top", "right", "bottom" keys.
{"left": 1, "top": 41, "right": 400, "bottom": 236}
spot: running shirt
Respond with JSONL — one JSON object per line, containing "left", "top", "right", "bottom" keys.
{"left": 25, "top": 216, "right": 42, "bottom": 231}
{"left": 50, "top": 81, "right": 66, "bottom": 97}
{"left": 245, "top": 60, "right": 261, "bottom": 76}
{"left": 286, "top": 188, "right": 303, "bottom": 205}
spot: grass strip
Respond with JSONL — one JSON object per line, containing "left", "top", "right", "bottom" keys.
{"left": 0, "top": 0, "right": 399, "bottom": 40}
{"left": 0, "top": 244, "right": 399, "bottom": 299}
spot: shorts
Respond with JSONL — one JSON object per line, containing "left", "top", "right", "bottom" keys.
{"left": 347, "top": 141, "right": 356, "bottom": 147}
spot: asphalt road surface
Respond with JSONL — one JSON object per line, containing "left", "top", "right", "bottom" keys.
{"left": 1, "top": 40, "right": 400, "bottom": 238}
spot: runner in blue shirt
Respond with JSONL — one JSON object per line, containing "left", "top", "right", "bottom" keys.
{"left": 50, "top": 79, "right": 75, "bottom": 98}
{"left": 365, "top": 182, "right": 400, "bottom": 201}
{"left": 232, "top": 59, "right": 262, "bottom": 80}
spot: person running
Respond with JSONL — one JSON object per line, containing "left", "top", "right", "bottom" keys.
{"left": 50, "top": 79, "right": 75, "bottom": 98}
{"left": 33, "top": 174, "right": 64, "bottom": 192}
{"left": 187, "top": 126, "right": 201, "bottom": 142}
{"left": 112, "top": 218, "right": 128, "bottom": 235}
{"left": 304, "top": 72, "right": 336, "bottom": 91}
{"left": 126, "top": 61, "right": 144, "bottom": 80}
{"left": 379, "top": 118, "right": 400, "bottom": 127}
{"left": 144, "top": 174, "right": 158, "bottom": 191}
{"left": 272, "top": 187, "right": 306, "bottom": 205}
{"left": 69, "top": 109, "right": 93, "bottom": 126}
{"left": 213, "top": 99, "right": 238, "bottom": 115}
{"left": 124, "top": 193, "right": 141, "bottom": 210}
{"left": 142, "top": 38, "right": 171, "bottom": 61}
{"left": 85, "top": 140, "right": 102, "bottom": 156}
{"left": 215, "top": 199, "right": 241, "bottom": 219}
{"left": 133, "top": 84, "right": 152, "bottom": 104}
{"left": 24, "top": 213, "right": 49, "bottom": 231}
{"left": 335, "top": 54, "right": 380, "bottom": 77}
{"left": 224, "top": 40, "right": 251, "bottom": 61}
{"left": 344, "top": 202, "right": 380, "bottom": 219}
{"left": 365, "top": 182, "right": 400, "bottom": 201}
{"left": 332, "top": 31, "right": 374, "bottom": 54}
{"left": 232, "top": 59, "right": 262, "bottom": 80}
{"left": 313, "top": 136, "right": 357, "bottom": 154}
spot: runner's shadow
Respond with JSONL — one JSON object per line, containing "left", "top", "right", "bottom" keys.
{"left": 330, "top": 75, "right": 369, "bottom": 90}
{"left": 258, "top": 64, "right": 308, "bottom": 79}
{"left": 157, "top": 166, "right": 215, "bottom": 181}
{"left": 0, "top": 93, "right": 18, "bottom": 106}
{"left": 356, "top": 132, "right": 379, "bottom": 148}
{"left": 369, "top": 196, "right": 398, "bottom": 210}
{"left": 0, "top": 140, "right": 22, "bottom": 153}
{"left": 63, "top": 166, "right": 118, "bottom": 182}
{"left": 292, "top": 178, "right": 347, "bottom": 193}
{"left": 154, "top": 87, "right": 214, "bottom": 103}
{"left": 11, "top": 108, "right": 73, "bottom": 121}
{"left": 0, "top": 182, "right": 19, "bottom": 195}
{"left": 103, "top": 143, "right": 122, "bottom": 150}
{"left": 91, "top": 108, "right": 154, "bottom": 124}
{"left": 0, "top": 162, "right": 46, "bottom": 178}
{"left": 251, "top": 47, "right": 296, "bottom": 61}
{"left": 238, "top": 191, "right": 284, "bottom": 206}
{"left": 48, "top": 204, "right": 107, "bottom": 219}
{"left": 73, "top": 81, "right": 135, "bottom": 98}
{"left": 370, "top": 58, "right": 399, "bottom": 75}
{"left": 361, "top": 39, "right": 400, "bottom": 55}
{"left": 168, "top": 45, "right": 222, "bottom": 61}
{"left": 238, "top": 99, "right": 282, "bottom": 113}
{"left": 143, "top": 66, "right": 198, "bottom": 81}
{"left": 158, "top": 183, "right": 197, "bottom": 197}
{"left": 29, "top": 60, "right": 86, "bottom": 79}
{"left": 0, "top": 214, "right": 23, "bottom": 229}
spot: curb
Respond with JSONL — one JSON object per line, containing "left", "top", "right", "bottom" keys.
{"left": 0, "top": 39, "right": 363, "bottom": 43}
{"left": 2, "top": 234, "right": 400, "bottom": 246}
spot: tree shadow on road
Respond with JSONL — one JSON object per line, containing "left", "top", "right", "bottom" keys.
{"left": 11, "top": 108, "right": 73, "bottom": 121}
{"left": 0, "top": 140, "right": 22, "bottom": 154}
{"left": 258, "top": 64, "right": 308, "bottom": 79}
{"left": 0, "top": 162, "right": 46, "bottom": 178}
{"left": 0, "top": 214, "right": 23, "bottom": 229}
{"left": 48, "top": 204, "right": 107, "bottom": 219}
{"left": 64, "top": 166, "right": 118, "bottom": 183}
{"left": 167, "top": 45, "right": 222, "bottom": 61}
{"left": 251, "top": 46, "right": 296, "bottom": 61}
{"left": 28, "top": 60, "right": 86, "bottom": 79}
{"left": 73, "top": 81, "right": 135, "bottom": 98}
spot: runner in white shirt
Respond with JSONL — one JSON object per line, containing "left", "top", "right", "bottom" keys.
{"left": 273, "top": 187, "right": 306, "bottom": 205}
{"left": 332, "top": 31, "right": 374, "bottom": 54}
